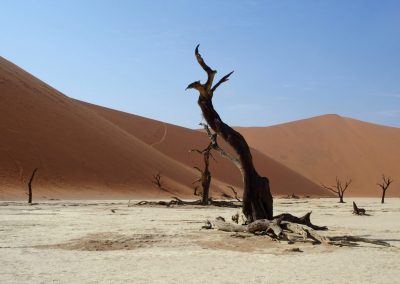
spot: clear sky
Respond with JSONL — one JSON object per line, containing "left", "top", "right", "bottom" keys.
{"left": 1, "top": 0, "right": 399, "bottom": 128}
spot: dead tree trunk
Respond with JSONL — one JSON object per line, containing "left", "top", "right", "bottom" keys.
{"left": 27, "top": 168, "right": 38, "bottom": 204}
{"left": 377, "top": 174, "right": 393, "bottom": 204}
{"left": 186, "top": 45, "right": 273, "bottom": 221}
{"left": 191, "top": 142, "right": 214, "bottom": 205}
{"left": 322, "top": 177, "right": 351, "bottom": 203}
{"left": 352, "top": 201, "right": 366, "bottom": 215}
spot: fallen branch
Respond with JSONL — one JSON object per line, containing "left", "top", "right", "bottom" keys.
{"left": 135, "top": 197, "right": 241, "bottom": 208}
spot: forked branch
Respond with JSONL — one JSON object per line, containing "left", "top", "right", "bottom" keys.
{"left": 321, "top": 177, "right": 352, "bottom": 203}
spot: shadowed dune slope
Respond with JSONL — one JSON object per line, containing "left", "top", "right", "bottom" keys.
{"left": 0, "top": 56, "right": 217, "bottom": 199}
{"left": 237, "top": 115, "right": 400, "bottom": 197}
{"left": 81, "top": 102, "right": 329, "bottom": 197}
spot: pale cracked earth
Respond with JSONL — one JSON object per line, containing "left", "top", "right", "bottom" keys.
{"left": 1, "top": 198, "right": 399, "bottom": 283}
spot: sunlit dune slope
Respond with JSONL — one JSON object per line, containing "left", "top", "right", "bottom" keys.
{"left": 237, "top": 115, "right": 400, "bottom": 197}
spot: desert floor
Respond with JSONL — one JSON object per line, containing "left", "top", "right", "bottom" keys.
{"left": 1, "top": 198, "right": 399, "bottom": 283}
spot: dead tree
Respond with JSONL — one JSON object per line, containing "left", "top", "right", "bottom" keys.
{"left": 27, "top": 168, "right": 38, "bottom": 204}
{"left": 151, "top": 172, "right": 172, "bottom": 194}
{"left": 190, "top": 142, "right": 214, "bottom": 205}
{"left": 152, "top": 172, "right": 163, "bottom": 188}
{"left": 321, "top": 177, "right": 352, "bottom": 203}
{"left": 377, "top": 174, "right": 393, "bottom": 204}
{"left": 186, "top": 45, "right": 273, "bottom": 222}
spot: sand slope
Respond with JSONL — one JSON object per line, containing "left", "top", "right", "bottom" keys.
{"left": 0, "top": 56, "right": 327, "bottom": 199}
{"left": 0, "top": 56, "right": 212, "bottom": 199}
{"left": 237, "top": 115, "right": 400, "bottom": 197}
{"left": 82, "top": 101, "right": 327, "bottom": 197}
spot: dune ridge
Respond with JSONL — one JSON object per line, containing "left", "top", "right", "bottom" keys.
{"left": 0, "top": 56, "right": 328, "bottom": 200}
{"left": 237, "top": 114, "right": 400, "bottom": 197}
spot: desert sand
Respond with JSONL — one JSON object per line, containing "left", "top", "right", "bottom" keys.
{"left": 237, "top": 115, "right": 400, "bottom": 197}
{"left": 1, "top": 198, "right": 399, "bottom": 283}
{"left": 0, "top": 56, "right": 330, "bottom": 200}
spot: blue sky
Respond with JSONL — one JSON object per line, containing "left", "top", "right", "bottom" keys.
{"left": 1, "top": 0, "right": 399, "bottom": 128}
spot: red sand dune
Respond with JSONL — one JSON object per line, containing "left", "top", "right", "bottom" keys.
{"left": 81, "top": 101, "right": 327, "bottom": 197}
{"left": 237, "top": 115, "right": 400, "bottom": 197}
{"left": 0, "top": 56, "right": 327, "bottom": 200}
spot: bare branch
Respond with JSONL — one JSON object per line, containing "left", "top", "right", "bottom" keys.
{"left": 193, "top": 166, "right": 202, "bottom": 173}
{"left": 341, "top": 179, "right": 352, "bottom": 194}
{"left": 199, "top": 123, "right": 243, "bottom": 173}
{"left": 195, "top": 44, "right": 216, "bottom": 91}
{"left": 189, "top": 149, "right": 203, "bottom": 154}
{"left": 211, "top": 71, "right": 234, "bottom": 94}
{"left": 321, "top": 184, "right": 339, "bottom": 195}
{"left": 227, "top": 185, "right": 241, "bottom": 202}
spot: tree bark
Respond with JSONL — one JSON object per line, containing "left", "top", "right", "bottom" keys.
{"left": 191, "top": 143, "right": 213, "bottom": 205}
{"left": 381, "top": 189, "right": 386, "bottom": 204}
{"left": 186, "top": 45, "right": 273, "bottom": 221}
{"left": 27, "top": 168, "right": 38, "bottom": 204}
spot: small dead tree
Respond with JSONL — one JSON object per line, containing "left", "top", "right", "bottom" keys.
{"left": 190, "top": 142, "right": 214, "bottom": 205}
{"left": 322, "top": 177, "right": 352, "bottom": 203}
{"left": 151, "top": 172, "right": 173, "bottom": 194}
{"left": 27, "top": 168, "right": 38, "bottom": 204}
{"left": 377, "top": 174, "right": 393, "bottom": 204}
{"left": 152, "top": 172, "right": 162, "bottom": 188}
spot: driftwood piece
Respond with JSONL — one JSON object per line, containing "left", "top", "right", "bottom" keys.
{"left": 211, "top": 218, "right": 282, "bottom": 236}
{"left": 136, "top": 198, "right": 241, "bottom": 208}
{"left": 352, "top": 201, "right": 366, "bottom": 215}
{"left": 273, "top": 211, "right": 328, "bottom": 230}
{"left": 282, "top": 222, "right": 328, "bottom": 244}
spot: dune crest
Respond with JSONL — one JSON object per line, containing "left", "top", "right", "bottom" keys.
{"left": 237, "top": 114, "right": 400, "bottom": 197}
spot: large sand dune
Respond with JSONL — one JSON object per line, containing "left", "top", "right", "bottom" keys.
{"left": 0, "top": 57, "right": 327, "bottom": 199}
{"left": 81, "top": 101, "right": 327, "bottom": 197}
{"left": 0, "top": 57, "right": 212, "bottom": 199}
{"left": 237, "top": 115, "right": 400, "bottom": 197}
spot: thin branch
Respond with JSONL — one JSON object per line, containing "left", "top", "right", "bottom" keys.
{"left": 227, "top": 185, "right": 241, "bottom": 202}
{"left": 341, "top": 179, "right": 352, "bottom": 194}
{"left": 211, "top": 71, "right": 234, "bottom": 94}
{"left": 199, "top": 123, "right": 243, "bottom": 172}
{"left": 193, "top": 166, "right": 202, "bottom": 173}
{"left": 377, "top": 174, "right": 393, "bottom": 190}
{"left": 321, "top": 184, "right": 339, "bottom": 195}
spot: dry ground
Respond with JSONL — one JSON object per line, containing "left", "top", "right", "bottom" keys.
{"left": 1, "top": 198, "right": 399, "bottom": 283}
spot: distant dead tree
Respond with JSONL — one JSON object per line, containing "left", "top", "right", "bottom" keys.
{"left": 377, "top": 174, "right": 393, "bottom": 204}
{"left": 190, "top": 140, "right": 214, "bottom": 205}
{"left": 321, "top": 177, "right": 352, "bottom": 203}
{"left": 27, "top": 168, "right": 38, "bottom": 204}
{"left": 151, "top": 172, "right": 172, "bottom": 194}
